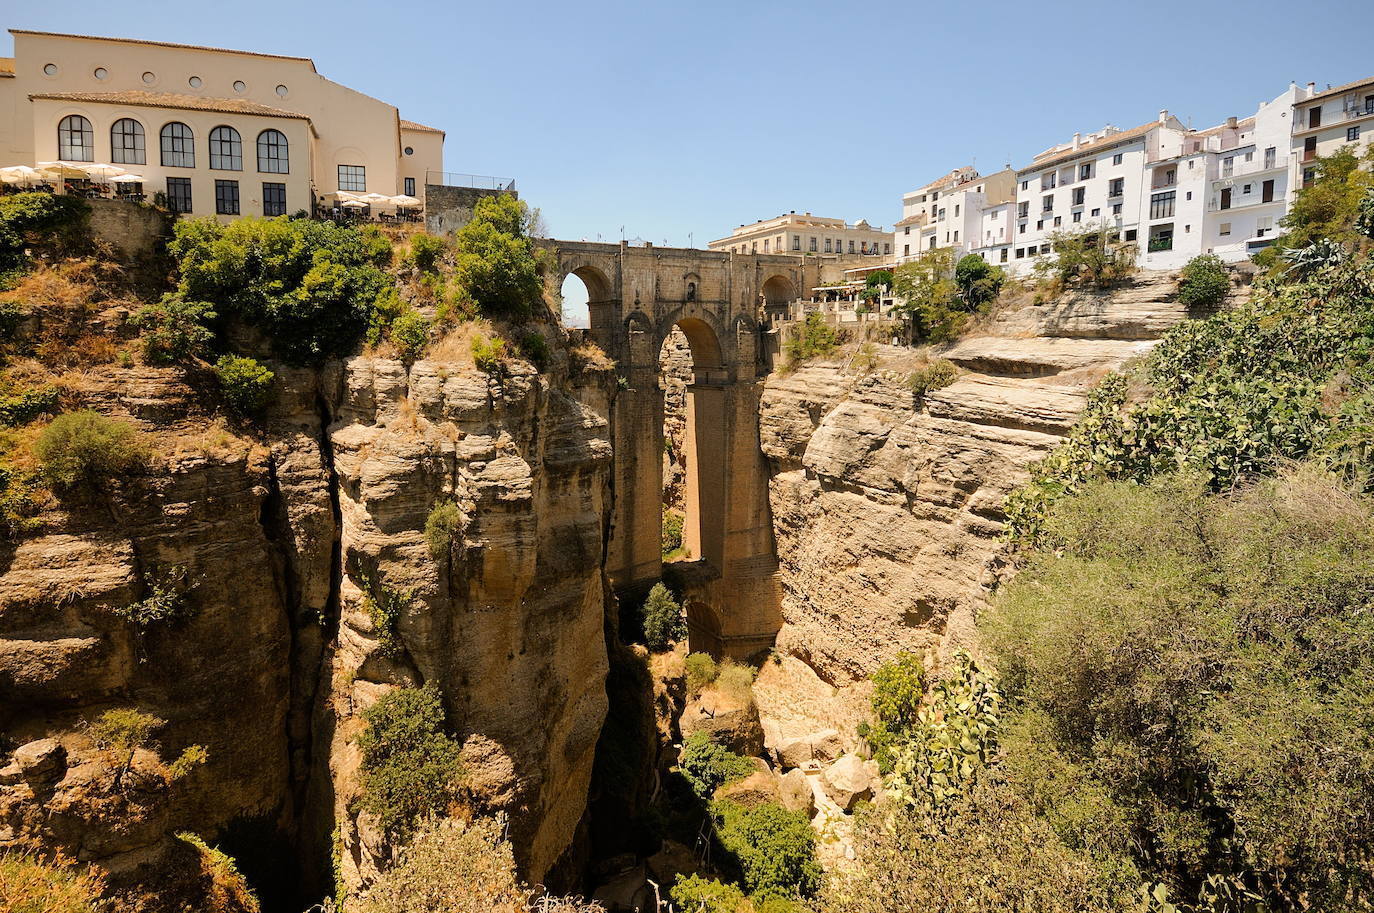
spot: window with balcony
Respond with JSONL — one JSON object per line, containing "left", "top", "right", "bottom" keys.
{"left": 825, "top": 238, "right": 832, "bottom": 253}
{"left": 1041, "top": 173, "right": 1056, "bottom": 190}
{"left": 1072, "top": 187, "right": 1085, "bottom": 206}
{"left": 1150, "top": 191, "right": 1176, "bottom": 220}
{"left": 1108, "top": 177, "right": 1124, "bottom": 198}
{"left": 1222, "top": 156, "right": 1234, "bottom": 177}
{"left": 1367, "top": 94, "right": 1374, "bottom": 114}
{"left": 763, "top": 240, "right": 770, "bottom": 253}
{"left": 1264, "top": 146, "right": 1276, "bottom": 169}
{"left": 1042, "top": 194, "right": 1054, "bottom": 212}
{"left": 1309, "top": 107, "right": 1322, "bottom": 128}
{"left": 1018, "top": 201, "right": 1029, "bottom": 219}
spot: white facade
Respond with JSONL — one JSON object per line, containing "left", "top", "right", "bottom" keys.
{"left": 710, "top": 211, "right": 891, "bottom": 257}
{"left": 1291, "top": 77, "right": 1374, "bottom": 193}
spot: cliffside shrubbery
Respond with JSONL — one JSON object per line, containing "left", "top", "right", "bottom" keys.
{"left": 1176, "top": 254, "right": 1230, "bottom": 309}
{"left": 356, "top": 684, "right": 464, "bottom": 841}
{"left": 0, "top": 192, "right": 88, "bottom": 274}
{"left": 676, "top": 731, "right": 754, "bottom": 799}
{"left": 783, "top": 313, "right": 838, "bottom": 365}
{"left": 36, "top": 410, "right": 148, "bottom": 488}
{"left": 451, "top": 194, "right": 547, "bottom": 322}
{"left": 0, "top": 848, "right": 106, "bottom": 913}
{"left": 892, "top": 248, "right": 1006, "bottom": 343}
{"left": 641, "top": 582, "right": 685, "bottom": 651}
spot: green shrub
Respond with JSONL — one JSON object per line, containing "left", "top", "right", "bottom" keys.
{"left": 424, "top": 499, "right": 462, "bottom": 562}
{"left": 0, "top": 192, "right": 88, "bottom": 273}
{"left": 35, "top": 410, "right": 147, "bottom": 488}
{"left": 130, "top": 293, "right": 217, "bottom": 364}
{"left": 662, "top": 509, "right": 684, "bottom": 557}
{"left": 117, "top": 565, "right": 193, "bottom": 631}
{"left": 0, "top": 382, "right": 59, "bottom": 427}
{"left": 165, "top": 744, "right": 209, "bottom": 781}
{"left": 891, "top": 248, "right": 967, "bottom": 343}
{"left": 356, "top": 684, "right": 464, "bottom": 841}
{"left": 1176, "top": 254, "right": 1230, "bottom": 309}
{"left": 471, "top": 334, "right": 507, "bottom": 374}
{"left": 453, "top": 195, "right": 544, "bottom": 321}
{"left": 407, "top": 232, "right": 447, "bottom": 273}
{"left": 671, "top": 874, "right": 751, "bottom": 913}
{"left": 355, "top": 568, "right": 413, "bottom": 659}
{"left": 906, "top": 359, "right": 958, "bottom": 397}
{"left": 518, "top": 330, "right": 550, "bottom": 371}
{"left": 175, "top": 832, "right": 260, "bottom": 913}
{"left": 642, "top": 582, "right": 685, "bottom": 651}
{"left": 1033, "top": 228, "right": 1136, "bottom": 288}
{"left": 677, "top": 731, "right": 754, "bottom": 799}
{"left": 857, "top": 652, "right": 926, "bottom": 773}
{"left": 864, "top": 270, "right": 893, "bottom": 290}
{"left": 715, "top": 660, "right": 756, "bottom": 707}
{"left": 783, "top": 313, "right": 838, "bottom": 364}
{"left": 685, "top": 652, "right": 719, "bottom": 694}
{"left": 167, "top": 216, "right": 395, "bottom": 364}
{"left": 91, "top": 707, "right": 163, "bottom": 789}
{"left": 0, "top": 849, "right": 106, "bottom": 913}
{"left": 986, "top": 472, "right": 1374, "bottom": 909}
{"left": 713, "top": 799, "right": 820, "bottom": 899}
{"left": 954, "top": 254, "right": 1005, "bottom": 308}
{"left": 387, "top": 308, "right": 430, "bottom": 361}
{"left": 213, "top": 355, "right": 274, "bottom": 415}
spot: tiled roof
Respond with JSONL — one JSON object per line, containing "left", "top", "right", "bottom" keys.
{"left": 909, "top": 166, "right": 975, "bottom": 194}
{"left": 1192, "top": 116, "right": 1256, "bottom": 138}
{"left": 893, "top": 214, "right": 924, "bottom": 227}
{"left": 10, "top": 30, "right": 316, "bottom": 70}
{"left": 29, "top": 90, "right": 310, "bottom": 120}
{"left": 400, "top": 119, "right": 444, "bottom": 135}
{"left": 1021, "top": 121, "right": 1158, "bottom": 173}
{"left": 1302, "top": 75, "right": 1374, "bottom": 105}
{"left": 0, "top": 58, "right": 14, "bottom": 77}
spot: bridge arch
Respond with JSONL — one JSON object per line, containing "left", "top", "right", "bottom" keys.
{"left": 761, "top": 273, "right": 796, "bottom": 307}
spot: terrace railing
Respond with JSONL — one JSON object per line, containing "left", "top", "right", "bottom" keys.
{"left": 425, "top": 171, "right": 516, "bottom": 191}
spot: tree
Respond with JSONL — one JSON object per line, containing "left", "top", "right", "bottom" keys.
{"left": 890, "top": 248, "right": 962, "bottom": 343}
{"left": 642, "top": 582, "right": 685, "bottom": 651}
{"left": 356, "top": 685, "right": 464, "bottom": 841}
{"left": 452, "top": 195, "right": 545, "bottom": 321}
{"left": 1175, "top": 254, "right": 1229, "bottom": 308}
{"left": 1270, "top": 145, "right": 1374, "bottom": 261}
{"left": 953, "top": 254, "right": 1005, "bottom": 308}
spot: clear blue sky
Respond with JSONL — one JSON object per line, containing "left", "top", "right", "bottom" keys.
{"left": 6, "top": 0, "right": 1370, "bottom": 244}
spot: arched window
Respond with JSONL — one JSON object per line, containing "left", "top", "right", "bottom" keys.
{"left": 160, "top": 122, "right": 195, "bottom": 168}
{"left": 208, "top": 125, "right": 242, "bottom": 171}
{"left": 58, "top": 115, "right": 94, "bottom": 162}
{"left": 256, "top": 129, "right": 288, "bottom": 173}
{"left": 110, "top": 118, "right": 145, "bottom": 165}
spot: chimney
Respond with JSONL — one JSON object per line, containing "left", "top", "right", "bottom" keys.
{"left": 1226, "top": 116, "right": 1237, "bottom": 128}
{"left": 1307, "top": 82, "right": 1316, "bottom": 95}
{"left": 1159, "top": 109, "right": 1169, "bottom": 124}
{"left": 1072, "top": 132, "right": 1082, "bottom": 150}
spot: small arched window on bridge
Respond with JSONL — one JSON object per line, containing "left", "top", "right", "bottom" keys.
{"left": 686, "top": 281, "right": 696, "bottom": 302}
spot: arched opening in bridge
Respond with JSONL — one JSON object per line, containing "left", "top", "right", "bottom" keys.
{"left": 659, "top": 316, "right": 726, "bottom": 575}
{"left": 761, "top": 274, "right": 795, "bottom": 310}
{"left": 559, "top": 273, "right": 591, "bottom": 328}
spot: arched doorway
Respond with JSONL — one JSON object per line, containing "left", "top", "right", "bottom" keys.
{"left": 761, "top": 274, "right": 796, "bottom": 312}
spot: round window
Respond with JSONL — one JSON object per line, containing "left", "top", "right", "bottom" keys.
{"left": 93, "top": 67, "right": 108, "bottom": 80}
{"left": 275, "top": 84, "right": 288, "bottom": 97}
{"left": 404, "top": 146, "right": 414, "bottom": 156}
{"left": 188, "top": 75, "right": 202, "bottom": 88}
{"left": 42, "top": 63, "right": 58, "bottom": 76}
{"left": 233, "top": 80, "right": 246, "bottom": 93}
{"left": 142, "top": 71, "right": 156, "bottom": 84}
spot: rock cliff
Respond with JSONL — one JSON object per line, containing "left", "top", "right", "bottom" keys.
{"left": 0, "top": 345, "right": 615, "bottom": 905}
{"left": 758, "top": 272, "right": 1239, "bottom": 695}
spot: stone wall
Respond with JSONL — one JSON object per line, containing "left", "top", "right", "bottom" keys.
{"left": 85, "top": 199, "right": 172, "bottom": 261}
{"left": 424, "top": 185, "right": 516, "bottom": 236}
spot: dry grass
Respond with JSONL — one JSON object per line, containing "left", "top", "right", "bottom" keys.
{"left": 2, "top": 259, "right": 137, "bottom": 369}
{"left": 569, "top": 336, "right": 614, "bottom": 372}
{"left": 428, "top": 318, "right": 498, "bottom": 370}
{"left": 0, "top": 845, "right": 106, "bottom": 913}
{"left": 714, "top": 659, "right": 757, "bottom": 708}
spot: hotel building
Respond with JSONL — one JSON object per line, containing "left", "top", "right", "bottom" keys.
{"left": 709, "top": 211, "right": 891, "bottom": 258}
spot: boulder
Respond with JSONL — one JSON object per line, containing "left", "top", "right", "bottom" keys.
{"left": 822, "top": 753, "right": 878, "bottom": 812}
{"left": 679, "top": 693, "right": 764, "bottom": 758}
{"left": 13, "top": 739, "right": 66, "bottom": 788}
{"left": 779, "top": 768, "right": 816, "bottom": 817}
{"left": 715, "top": 769, "right": 781, "bottom": 808}
{"left": 647, "top": 839, "right": 702, "bottom": 886}
{"left": 811, "top": 729, "right": 845, "bottom": 763}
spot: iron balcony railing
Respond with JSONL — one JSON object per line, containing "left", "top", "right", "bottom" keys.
{"left": 425, "top": 171, "right": 516, "bottom": 191}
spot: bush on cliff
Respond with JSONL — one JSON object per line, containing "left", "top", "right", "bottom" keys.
{"left": 676, "top": 731, "right": 754, "bottom": 800}
{"left": 0, "top": 192, "right": 88, "bottom": 274}
{"left": 984, "top": 471, "right": 1374, "bottom": 910}
{"left": 1176, "top": 253, "right": 1230, "bottom": 309}
{"left": 36, "top": 410, "right": 147, "bottom": 488}
{"left": 165, "top": 216, "right": 395, "bottom": 364}
{"left": 175, "top": 833, "right": 260, "bottom": 913}
{"left": 856, "top": 652, "right": 926, "bottom": 774}
{"left": 783, "top": 313, "right": 838, "bottom": 365}
{"left": 0, "top": 848, "right": 106, "bottom": 913}
{"left": 424, "top": 499, "right": 463, "bottom": 562}
{"left": 452, "top": 195, "right": 546, "bottom": 322}
{"left": 641, "top": 582, "right": 685, "bottom": 651}
{"left": 356, "top": 684, "right": 464, "bottom": 841}
{"left": 213, "top": 355, "right": 275, "bottom": 415}
{"left": 712, "top": 799, "right": 820, "bottom": 901}
{"left": 130, "top": 293, "right": 218, "bottom": 364}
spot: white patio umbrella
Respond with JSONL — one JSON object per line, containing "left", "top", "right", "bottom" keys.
{"left": 0, "top": 165, "right": 41, "bottom": 185}
{"left": 361, "top": 192, "right": 392, "bottom": 206}
{"left": 111, "top": 173, "right": 145, "bottom": 183}
{"left": 389, "top": 194, "right": 421, "bottom": 207}
{"left": 82, "top": 163, "right": 126, "bottom": 180}
{"left": 339, "top": 199, "right": 368, "bottom": 209}
{"left": 332, "top": 190, "right": 364, "bottom": 202}
{"left": 34, "top": 161, "right": 89, "bottom": 179}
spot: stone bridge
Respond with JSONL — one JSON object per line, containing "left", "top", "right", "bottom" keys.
{"left": 539, "top": 240, "right": 825, "bottom": 658}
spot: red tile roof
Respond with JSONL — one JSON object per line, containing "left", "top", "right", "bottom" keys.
{"left": 1301, "top": 75, "right": 1374, "bottom": 105}
{"left": 29, "top": 90, "right": 310, "bottom": 120}
{"left": 10, "top": 30, "right": 316, "bottom": 70}
{"left": 400, "top": 119, "right": 444, "bottom": 135}
{"left": 1021, "top": 121, "right": 1159, "bottom": 173}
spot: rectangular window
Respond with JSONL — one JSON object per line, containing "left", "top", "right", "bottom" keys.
{"left": 1303, "top": 166, "right": 1316, "bottom": 188}
{"left": 1091, "top": 208, "right": 1101, "bottom": 217}
{"left": 1072, "top": 187, "right": 1086, "bottom": 206}
{"left": 166, "top": 177, "right": 192, "bottom": 213}
{"left": 1262, "top": 179, "right": 1275, "bottom": 203}
{"left": 1112, "top": 153, "right": 1124, "bottom": 165}
{"left": 1112, "top": 203, "right": 1123, "bottom": 215}
{"left": 1041, "top": 173, "right": 1056, "bottom": 190}
{"left": 1080, "top": 163, "right": 1093, "bottom": 180}
{"left": 825, "top": 238, "right": 833, "bottom": 252}
{"left": 763, "top": 240, "right": 770, "bottom": 253}
{"left": 809, "top": 237, "right": 817, "bottom": 252}
{"left": 903, "top": 244, "right": 909, "bottom": 256}
{"left": 1349, "top": 126, "right": 1362, "bottom": 142}
{"left": 792, "top": 235, "right": 801, "bottom": 251}
{"left": 953, "top": 231, "right": 959, "bottom": 242}
{"left": 848, "top": 240, "right": 855, "bottom": 253}
{"left": 954, "top": 204, "right": 960, "bottom": 216}
{"left": 1020, "top": 180, "right": 1028, "bottom": 190}
{"left": 1264, "top": 146, "right": 1276, "bottom": 169}
{"left": 263, "top": 182, "right": 286, "bottom": 217}
{"left": 1053, "top": 216, "right": 1062, "bottom": 227}
{"left": 884, "top": 243, "right": 891, "bottom": 254}
{"left": 1108, "top": 177, "right": 1124, "bottom": 197}
{"left": 1257, "top": 215, "right": 1274, "bottom": 236}
{"left": 1220, "top": 188, "right": 1232, "bottom": 210}
{"left": 1125, "top": 229, "right": 1138, "bottom": 242}
{"left": 1309, "top": 107, "right": 1321, "bottom": 128}
{"left": 1042, "top": 194, "right": 1054, "bottom": 212}
{"left": 1150, "top": 190, "right": 1176, "bottom": 220}
{"left": 1019, "top": 224, "right": 1026, "bottom": 234}
{"left": 215, "top": 180, "right": 240, "bottom": 215}
{"left": 1000, "top": 248, "right": 1008, "bottom": 263}
{"left": 1222, "top": 156, "right": 1234, "bottom": 177}
{"left": 1018, "top": 201, "right": 1029, "bottom": 218}
{"left": 1072, "top": 211, "right": 1082, "bottom": 223}
{"left": 1037, "top": 220, "right": 1044, "bottom": 230}
{"left": 1219, "top": 222, "right": 1231, "bottom": 237}
{"left": 337, "top": 164, "right": 367, "bottom": 192}
{"left": 404, "top": 177, "right": 416, "bottom": 196}
{"left": 1016, "top": 248, "right": 1025, "bottom": 258}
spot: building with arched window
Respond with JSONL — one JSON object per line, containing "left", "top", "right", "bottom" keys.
{"left": 0, "top": 29, "right": 447, "bottom": 220}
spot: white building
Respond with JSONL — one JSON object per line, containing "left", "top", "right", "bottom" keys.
{"left": 710, "top": 211, "right": 891, "bottom": 257}
{"left": 893, "top": 165, "right": 977, "bottom": 263}
{"left": 1291, "top": 76, "right": 1374, "bottom": 192}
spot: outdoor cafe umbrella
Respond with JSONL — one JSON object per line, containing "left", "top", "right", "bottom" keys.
{"left": 361, "top": 192, "right": 392, "bottom": 206}
{"left": 339, "top": 200, "right": 368, "bottom": 209}
{"left": 111, "top": 173, "right": 145, "bottom": 183}
{"left": 82, "top": 163, "right": 127, "bottom": 181}
{"left": 34, "top": 161, "right": 89, "bottom": 180}
{"left": 390, "top": 194, "right": 421, "bottom": 207}
{"left": 0, "top": 165, "right": 41, "bottom": 185}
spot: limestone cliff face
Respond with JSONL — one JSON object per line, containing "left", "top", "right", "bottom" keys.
{"left": 759, "top": 273, "right": 1237, "bottom": 688}
{"left": 0, "top": 347, "right": 614, "bottom": 904}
